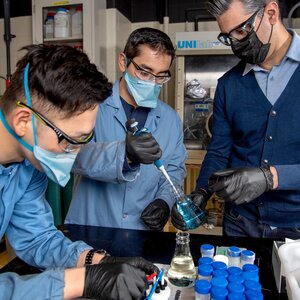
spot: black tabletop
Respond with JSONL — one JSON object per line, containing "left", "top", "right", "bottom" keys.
{"left": 1, "top": 224, "right": 287, "bottom": 300}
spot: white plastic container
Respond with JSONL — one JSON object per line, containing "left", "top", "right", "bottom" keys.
{"left": 54, "top": 8, "right": 70, "bottom": 38}
{"left": 71, "top": 6, "right": 83, "bottom": 38}
{"left": 278, "top": 241, "right": 300, "bottom": 300}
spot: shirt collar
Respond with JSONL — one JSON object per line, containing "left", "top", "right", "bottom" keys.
{"left": 242, "top": 29, "right": 300, "bottom": 76}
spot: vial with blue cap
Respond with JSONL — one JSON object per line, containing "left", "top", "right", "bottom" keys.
{"left": 212, "top": 261, "right": 227, "bottom": 271}
{"left": 242, "top": 271, "right": 259, "bottom": 282}
{"left": 242, "top": 264, "right": 259, "bottom": 274}
{"left": 244, "top": 280, "right": 262, "bottom": 292}
{"left": 227, "top": 246, "right": 242, "bottom": 267}
{"left": 198, "top": 256, "right": 213, "bottom": 266}
{"left": 195, "top": 279, "right": 211, "bottom": 300}
{"left": 211, "top": 286, "right": 228, "bottom": 300}
{"left": 198, "top": 264, "right": 213, "bottom": 281}
{"left": 201, "top": 244, "right": 215, "bottom": 258}
{"left": 212, "top": 269, "right": 228, "bottom": 279}
{"left": 228, "top": 293, "right": 246, "bottom": 300}
{"left": 228, "top": 282, "right": 245, "bottom": 295}
{"left": 211, "top": 277, "right": 228, "bottom": 289}
{"left": 228, "top": 266, "right": 242, "bottom": 276}
{"left": 228, "top": 275, "right": 244, "bottom": 285}
{"left": 245, "top": 290, "right": 264, "bottom": 300}
{"left": 240, "top": 250, "right": 255, "bottom": 268}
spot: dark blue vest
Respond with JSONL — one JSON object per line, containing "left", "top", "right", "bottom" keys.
{"left": 199, "top": 61, "right": 300, "bottom": 227}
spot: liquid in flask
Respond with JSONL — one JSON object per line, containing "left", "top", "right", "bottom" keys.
{"left": 168, "top": 231, "right": 197, "bottom": 287}
{"left": 173, "top": 187, "right": 206, "bottom": 230}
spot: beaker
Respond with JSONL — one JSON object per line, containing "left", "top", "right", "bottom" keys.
{"left": 172, "top": 186, "right": 206, "bottom": 230}
{"left": 167, "top": 231, "right": 197, "bottom": 287}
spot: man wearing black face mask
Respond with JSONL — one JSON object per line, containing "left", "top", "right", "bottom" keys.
{"left": 172, "top": 0, "right": 300, "bottom": 239}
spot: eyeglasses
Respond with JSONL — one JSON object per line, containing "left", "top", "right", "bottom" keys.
{"left": 129, "top": 59, "right": 171, "bottom": 84}
{"left": 218, "top": 8, "right": 263, "bottom": 46}
{"left": 17, "top": 101, "right": 94, "bottom": 153}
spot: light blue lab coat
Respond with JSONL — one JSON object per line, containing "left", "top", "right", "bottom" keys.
{"left": 0, "top": 160, "right": 91, "bottom": 300}
{"left": 65, "top": 81, "right": 187, "bottom": 230}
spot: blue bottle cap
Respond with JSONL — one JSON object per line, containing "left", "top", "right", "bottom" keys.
{"left": 213, "top": 269, "right": 228, "bottom": 278}
{"left": 212, "top": 261, "right": 227, "bottom": 271}
{"left": 198, "top": 264, "right": 213, "bottom": 276}
{"left": 228, "top": 266, "right": 242, "bottom": 276}
{"left": 228, "top": 275, "right": 244, "bottom": 285}
{"left": 228, "top": 282, "right": 245, "bottom": 294}
{"left": 242, "top": 271, "right": 259, "bottom": 282}
{"left": 241, "top": 250, "right": 255, "bottom": 259}
{"left": 244, "top": 280, "right": 262, "bottom": 292}
{"left": 245, "top": 290, "right": 264, "bottom": 300}
{"left": 227, "top": 246, "right": 241, "bottom": 257}
{"left": 211, "top": 277, "right": 228, "bottom": 288}
{"left": 201, "top": 244, "right": 215, "bottom": 254}
{"left": 228, "top": 293, "right": 246, "bottom": 300}
{"left": 195, "top": 279, "right": 211, "bottom": 294}
{"left": 243, "top": 264, "right": 259, "bottom": 273}
{"left": 211, "top": 287, "right": 228, "bottom": 300}
{"left": 198, "top": 256, "right": 213, "bottom": 265}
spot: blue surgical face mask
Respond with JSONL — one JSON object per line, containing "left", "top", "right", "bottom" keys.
{"left": 0, "top": 63, "right": 77, "bottom": 187}
{"left": 124, "top": 70, "right": 161, "bottom": 109}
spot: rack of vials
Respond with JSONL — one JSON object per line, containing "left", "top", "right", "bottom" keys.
{"left": 195, "top": 244, "right": 263, "bottom": 300}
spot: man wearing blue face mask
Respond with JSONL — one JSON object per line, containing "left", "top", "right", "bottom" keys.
{"left": 66, "top": 27, "right": 187, "bottom": 231}
{"left": 172, "top": 0, "right": 300, "bottom": 239}
{"left": 0, "top": 44, "right": 159, "bottom": 300}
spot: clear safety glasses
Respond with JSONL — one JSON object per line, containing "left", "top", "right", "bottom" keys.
{"left": 218, "top": 8, "right": 263, "bottom": 46}
{"left": 17, "top": 100, "right": 94, "bottom": 153}
{"left": 129, "top": 59, "right": 171, "bottom": 84}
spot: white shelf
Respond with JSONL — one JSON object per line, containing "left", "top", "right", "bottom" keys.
{"left": 44, "top": 37, "right": 83, "bottom": 43}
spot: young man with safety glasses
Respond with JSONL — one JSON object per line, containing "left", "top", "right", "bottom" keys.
{"left": 172, "top": 0, "right": 300, "bottom": 239}
{"left": 66, "top": 27, "right": 187, "bottom": 231}
{"left": 0, "top": 44, "right": 159, "bottom": 299}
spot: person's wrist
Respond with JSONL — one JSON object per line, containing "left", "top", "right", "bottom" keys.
{"left": 270, "top": 166, "right": 278, "bottom": 189}
{"left": 260, "top": 165, "right": 274, "bottom": 191}
{"left": 85, "top": 249, "right": 109, "bottom": 266}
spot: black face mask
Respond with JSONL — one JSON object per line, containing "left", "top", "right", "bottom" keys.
{"left": 231, "top": 26, "right": 273, "bottom": 64}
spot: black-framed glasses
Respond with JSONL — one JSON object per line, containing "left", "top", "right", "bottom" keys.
{"left": 218, "top": 8, "right": 263, "bottom": 46}
{"left": 17, "top": 101, "right": 94, "bottom": 153}
{"left": 129, "top": 59, "right": 171, "bottom": 84}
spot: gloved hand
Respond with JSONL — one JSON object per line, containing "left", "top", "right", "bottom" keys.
{"left": 83, "top": 256, "right": 159, "bottom": 300}
{"left": 141, "top": 199, "right": 170, "bottom": 231}
{"left": 126, "top": 131, "right": 162, "bottom": 164}
{"left": 171, "top": 189, "right": 208, "bottom": 231}
{"left": 208, "top": 166, "right": 274, "bottom": 205}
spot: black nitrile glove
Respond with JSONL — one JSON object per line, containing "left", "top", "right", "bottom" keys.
{"left": 141, "top": 199, "right": 170, "bottom": 231}
{"left": 170, "top": 189, "right": 208, "bottom": 231}
{"left": 125, "top": 131, "right": 162, "bottom": 164}
{"left": 208, "top": 166, "right": 274, "bottom": 205}
{"left": 83, "top": 261, "right": 148, "bottom": 300}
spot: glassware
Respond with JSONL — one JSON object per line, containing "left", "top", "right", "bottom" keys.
{"left": 172, "top": 186, "right": 206, "bottom": 230}
{"left": 168, "top": 232, "right": 197, "bottom": 287}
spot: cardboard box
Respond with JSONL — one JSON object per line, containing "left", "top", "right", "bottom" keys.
{"left": 272, "top": 240, "right": 286, "bottom": 293}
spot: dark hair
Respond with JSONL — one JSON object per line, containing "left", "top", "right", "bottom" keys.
{"left": 123, "top": 27, "right": 175, "bottom": 62}
{"left": 206, "top": 0, "right": 279, "bottom": 18}
{"left": 1, "top": 44, "right": 112, "bottom": 117}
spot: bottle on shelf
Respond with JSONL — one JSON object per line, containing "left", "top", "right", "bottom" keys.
{"left": 72, "top": 6, "right": 83, "bottom": 38}
{"left": 54, "top": 7, "right": 70, "bottom": 38}
{"left": 44, "top": 12, "right": 55, "bottom": 39}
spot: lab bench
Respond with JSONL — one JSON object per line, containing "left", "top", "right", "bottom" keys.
{"left": 0, "top": 224, "right": 288, "bottom": 300}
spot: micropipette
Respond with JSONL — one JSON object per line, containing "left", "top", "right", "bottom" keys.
{"left": 126, "top": 119, "right": 180, "bottom": 197}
